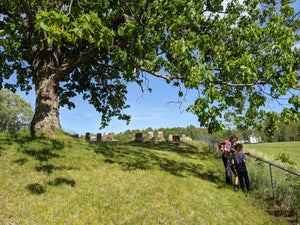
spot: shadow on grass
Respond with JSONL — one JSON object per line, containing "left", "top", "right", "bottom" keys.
{"left": 25, "top": 176, "right": 76, "bottom": 195}
{"left": 3, "top": 129, "right": 66, "bottom": 168}
{"left": 94, "top": 141, "right": 222, "bottom": 183}
{"left": 13, "top": 158, "right": 28, "bottom": 165}
{"left": 26, "top": 183, "right": 46, "bottom": 195}
{"left": 2, "top": 130, "right": 78, "bottom": 194}
{"left": 22, "top": 147, "right": 61, "bottom": 162}
{"left": 48, "top": 177, "right": 76, "bottom": 187}
{"left": 35, "top": 164, "right": 78, "bottom": 174}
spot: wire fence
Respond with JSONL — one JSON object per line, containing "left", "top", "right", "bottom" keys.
{"left": 197, "top": 135, "right": 300, "bottom": 199}
{"left": 197, "top": 135, "right": 221, "bottom": 157}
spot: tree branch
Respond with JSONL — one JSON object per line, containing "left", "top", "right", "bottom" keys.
{"left": 55, "top": 45, "right": 99, "bottom": 81}
{"left": 97, "top": 61, "right": 268, "bottom": 88}
{"left": 215, "top": 80, "right": 267, "bottom": 87}
{"left": 66, "top": 0, "right": 74, "bottom": 16}
{"left": 0, "top": 4, "right": 23, "bottom": 21}
{"left": 140, "top": 67, "right": 183, "bottom": 82}
{"left": 109, "top": 13, "right": 130, "bottom": 30}
{"left": 20, "top": 0, "right": 35, "bottom": 28}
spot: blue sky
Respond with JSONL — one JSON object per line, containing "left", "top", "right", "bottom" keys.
{"left": 60, "top": 77, "right": 201, "bottom": 135}
{"left": 17, "top": 76, "right": 201, "bottom": 136}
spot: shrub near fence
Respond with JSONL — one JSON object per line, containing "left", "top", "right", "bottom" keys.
{"left": 197, "top": 135, "right": 300, "bottom": 221}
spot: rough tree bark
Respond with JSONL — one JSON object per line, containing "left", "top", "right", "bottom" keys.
{"left": 30, "top": 75, "right": 61, "bottom": 133}
{"left": 30, "top": 48, "right": 62, "bottom": 133}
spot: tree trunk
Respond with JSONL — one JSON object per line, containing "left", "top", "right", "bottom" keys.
{"left": 30, "top": 74, "right": 61, "bottom": 133}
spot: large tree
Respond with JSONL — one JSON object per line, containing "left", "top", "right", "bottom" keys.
{"left": 0, "top": 0, "right": 299, "bottom": 135}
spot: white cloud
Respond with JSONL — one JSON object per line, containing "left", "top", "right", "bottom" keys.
{"left": 132, "top": 114, "right": 162, "bottom": 121}
{"left": 85, "top": 114, "right": 96, "bottom": 118}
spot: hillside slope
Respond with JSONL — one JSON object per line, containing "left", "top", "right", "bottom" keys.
{"left": 0, "top": 130, "right": 286, "bottom": 224}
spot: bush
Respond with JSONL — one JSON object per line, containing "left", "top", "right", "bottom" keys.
{"left": 275, "top": 153, "right": 297, "bottom": 165}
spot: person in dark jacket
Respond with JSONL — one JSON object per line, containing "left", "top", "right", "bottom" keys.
{"left": 231, "top": 143, "right": 251, "bottom": 192}
{"left": 227, "top": 148, "right": 239, "bottom": 190}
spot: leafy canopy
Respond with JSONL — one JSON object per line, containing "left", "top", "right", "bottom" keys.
{"left": 0, "top": 0, "right": 299, "bottom": 135}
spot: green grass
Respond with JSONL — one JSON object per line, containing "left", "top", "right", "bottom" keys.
{"left": 0, "top": 130, "right": 291, "bottom": 224}
{"left": 244, "top": 142, "right": 300, "bottom": 172}
{"left": 242, "top": 142, "right": 300, "bottom": 220}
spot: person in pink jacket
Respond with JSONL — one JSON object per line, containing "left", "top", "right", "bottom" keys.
{"left": 218, "top": 135, "right": 238, "bottom": 184}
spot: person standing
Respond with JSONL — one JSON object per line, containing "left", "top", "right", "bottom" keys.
{"left": 227, "top": 148, "right": 239, "bottom": 190}
{"left": 232, "top": 143, "right": 251, "bottom": 192}
{"left": 218, "top": 135, "right": 238, "bottom": 184}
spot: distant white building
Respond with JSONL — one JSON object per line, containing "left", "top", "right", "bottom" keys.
{"left": 90, "top": 136, "right": 97, "bottom": 141}
{"left": 249, "top": 133, "right": 261, "bottom": 143}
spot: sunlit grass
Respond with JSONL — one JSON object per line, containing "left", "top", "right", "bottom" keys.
{"left": 0, "top": 129, "right": 288, "bottom": 224}
{"left": 244, "top": 142, "right": 300, "bottom": 172}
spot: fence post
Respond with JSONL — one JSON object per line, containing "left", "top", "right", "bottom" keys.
{"left": 269, "top": 164, "right": 275, "bottom": 198}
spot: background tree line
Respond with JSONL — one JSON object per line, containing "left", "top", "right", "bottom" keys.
{"left": 108, "top": 122, "right": 300, "bottom": 142}
{"left": 0, "top": 89, "right": 33, "bottom": 131}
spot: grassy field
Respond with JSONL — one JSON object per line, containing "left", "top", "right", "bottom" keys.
{"left": 236, "top": 141, "right": 300, "bottom": 221}
{"left": 244, "top": 142, "right": 300, "bottom": 172}
{"left": 0, "top": 130, "right": 295, "bottom": 224}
